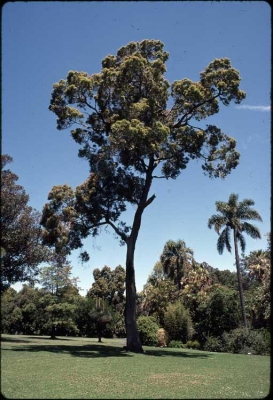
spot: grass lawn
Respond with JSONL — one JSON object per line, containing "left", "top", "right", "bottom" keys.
{"left": 1, "top": 334, "right": 270, "bottom": 399}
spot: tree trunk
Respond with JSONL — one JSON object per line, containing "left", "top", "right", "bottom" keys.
{"left": 125, "top": 238, "right": 144, "bottom": 353}
{"left": 97, "top": 322, "right": 102, "bottom": 343}
{"left": 176, "top": 257, "right": 182, "bottom": 290}
{"left": 50, "top": 324, "right": 56, "bottom": 339}
{"left": 233, "top": 230, "right": 247, "bottom": 327}
{"left": 124, "top": 159, "right": 155, "bottom": 353}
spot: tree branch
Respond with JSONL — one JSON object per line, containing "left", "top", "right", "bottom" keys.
{"left": 144, "top": 194, "right": 156, "bottom": 208}
{"left": 171, "top": 92, "right": 220, "bottom": 129}
{"left": 106, "top": 219, "right": 128, "bottom": 243}
{"left": 152, "top": 175, "right": 166, "bottom": 179}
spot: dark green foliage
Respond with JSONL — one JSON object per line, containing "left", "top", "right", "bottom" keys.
{"left": 168, "top": 340, "right": 184, "bottom": 348}
{"left": 137, "top": 316, "right": 159, "bottom": 346}
{"left": 164, "top": 301, "right": 194, "bottom": 342}
{"left": 87, "top": 265, "right": 125, "bottom": 307}
{"left": 222, "top": 328, "right": 271, "bottom": 355}
{"left": 203, "top": 336, "right": 222, "bottom": 352}
{"left": 1, "top": 155, "right": 47, "bottom": 292}
{"left": 195, "top": 286, "right": 241, "bottom": 341}
{"left": 160, "top": 239, "right": 194, "bottom": 290}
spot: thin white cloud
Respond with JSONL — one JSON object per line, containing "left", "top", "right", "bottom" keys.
{"left": 235, "top": 105, "right": 271, "bottom": 112}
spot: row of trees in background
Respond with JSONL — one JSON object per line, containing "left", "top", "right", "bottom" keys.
{"left": 1, "top": 233, "right": 270, "bottom": 354}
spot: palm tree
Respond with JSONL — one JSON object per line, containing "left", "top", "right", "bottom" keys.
{"left": 208, "top": 193, "right": 262, "bottom": 327}
{"left": 160, "top": 239, "right": 194, "bottom": 290}
{"left": 244, "top": 249, "right": 270, "bottom": 283}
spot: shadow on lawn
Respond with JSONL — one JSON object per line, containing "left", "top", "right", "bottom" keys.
{"left": 2, "top": 341, "right": 210, "bottom": 359}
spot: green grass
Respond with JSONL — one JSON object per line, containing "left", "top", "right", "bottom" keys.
{"left": 1, "top": 334, "right": 270, "bottom": 399}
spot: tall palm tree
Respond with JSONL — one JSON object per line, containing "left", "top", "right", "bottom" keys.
{"left": 160, "top": 239, "right": 194, "bottom": 290}
{"left": 208, "top": 193, "right": 262, "bottom": 327}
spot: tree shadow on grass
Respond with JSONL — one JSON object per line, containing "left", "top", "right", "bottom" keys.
{"left": 28, "top": 336, "right": 73, "bottom": 341}
{"left": 2, "top": 341, "right": 210, "bottom": 359}
{"left": 2, "top": 343, "right": 133, "bottom": 358}
{"left": 1, "top": 337, "right": 31, "bottom": 344}
{"left": 144, "top": 348, "right": 210, "bottom": 358}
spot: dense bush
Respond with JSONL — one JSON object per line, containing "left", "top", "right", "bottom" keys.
{"left": 137, "top": 316, "right": 159, "bottom": 346}
{"left": 195, "top": 286, "right": 241, "bottom": 343}
{"left": 203, "top": 336, "right": 222, "bottom": 352}
{"left": 164, "top": 301, "right": 194, "bottom": 342}
{"left": 168, "top": 340, "right": 184, "bottom": 348}
{"left": 185, "top": 340, "right": 201, "bottom": 350}
{"left": 222, "top": 328, "right": 271, "bottom": 355}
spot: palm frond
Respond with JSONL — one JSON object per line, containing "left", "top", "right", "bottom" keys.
{"left": 217, "top": 227, "right": 232, "bottom": 254}
{"left": 228, "top": 193, "right": 239, "bottom": 208}
{"left": 237, "top": 198, "right": 254, "bottom": 214}
{"left": 241, "top": 222, "right": 262, "bottom": 239}
{"left": 208, "top": 214, "right": 227, "bottom": 233}
{"left": 239, "top": 209, "right": 263, "bottom": 222}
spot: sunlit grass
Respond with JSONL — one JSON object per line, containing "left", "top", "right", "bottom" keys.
{"left": 1, "top": 334, "right": 270, "bottom": 399}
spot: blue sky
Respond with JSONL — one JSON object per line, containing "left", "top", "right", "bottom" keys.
{"left": 2, "top": 1, "right": 271, "bottom": 295}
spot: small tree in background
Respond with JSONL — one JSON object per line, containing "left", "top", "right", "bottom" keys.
{"left": 160, "top": 240, "right": 194, "bottom": 290}
{"left": 89, "top": 297, "right": 112, "bottom": 342}
{"left": 164, "top": 301, "right": 194, "bottom": 343}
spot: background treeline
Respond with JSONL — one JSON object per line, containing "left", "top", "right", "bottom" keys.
{"left": 1, "top": 235, "right": 270, "bottom": 355}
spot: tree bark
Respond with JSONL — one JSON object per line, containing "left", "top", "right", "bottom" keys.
{"left": 125, "top": 238, "right": 144, "bottom": 353}
{"left": 97, "top": 323, "right": 102, "bottom": 342}
{"left": 125, "top": 158, "right": 155, "bottom": 353}
{"left": 176, "top": 257, "right": 182, "bottom": 290}
{"left": 233, "top": 229, "right": 247, "bottom": 327}
{"left": 50, "top": 324, "right": 56, "bottom": 339}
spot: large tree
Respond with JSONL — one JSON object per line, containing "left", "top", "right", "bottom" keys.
{"left": 41, "top": 39, "right": 246, "bottom": 352}
{"left": 1, "top": 155, "right": 46, "bottom": 292}
{"left": 208, "top": 193, "right": 262, "bottom": 327}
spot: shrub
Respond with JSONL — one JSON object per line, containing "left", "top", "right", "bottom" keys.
{"left": 137, "top": 316, "right": 159, "bottom": 346}
{"left": 185, "top": 340, "right": 201, "bottom": 350}
{"left": 164, "top": 301, "right": 194, "bottom": 342}
{"left": 157, "top": 328, "right": 169, "bottom": 347}
{"left": 203, "top": 336, "right": 222, "bottom": 352}
{"left": 168, "top": 340, "right": 184, "bottom": 348}
{"left": 222, "top": 327, "right": 271, "bottom": 355}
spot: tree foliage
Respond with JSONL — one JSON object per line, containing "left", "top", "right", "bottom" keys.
{"left": 1, "top": 155, "right": 47, "bottom": 292}
{"left": 39, "top": 252, "right": 80, "bottom": 296}
{"left": 87, "top": 265, "right": 125, "bottom": 306}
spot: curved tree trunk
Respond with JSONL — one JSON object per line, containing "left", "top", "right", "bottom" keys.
{"left": 233, "top": 229, "right": 247, "bottom": 327}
